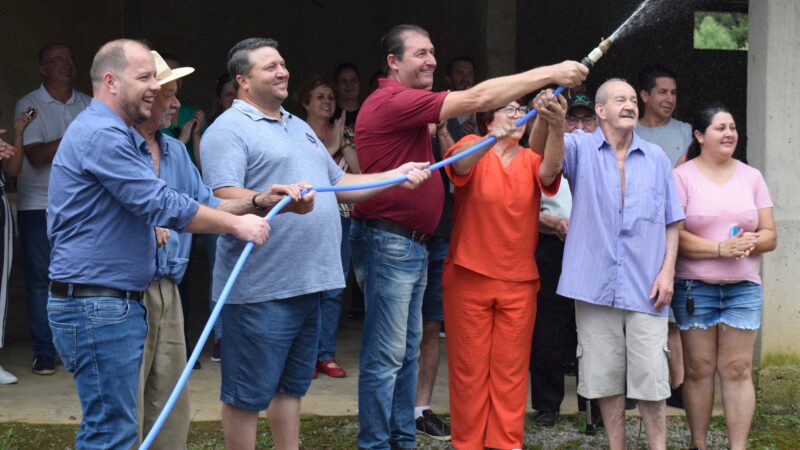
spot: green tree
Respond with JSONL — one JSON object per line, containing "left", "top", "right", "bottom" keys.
{"left": 694, "top": 15, "right": 738, "bottom": 50}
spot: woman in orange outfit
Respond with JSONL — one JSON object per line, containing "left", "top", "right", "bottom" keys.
{"left": 442, "top": 93, "right": 566, "bottom": 449}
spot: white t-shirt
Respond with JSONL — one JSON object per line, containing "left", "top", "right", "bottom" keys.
{"left": 14, "top": 85, "right": 91, "bottom": 210}
{"left": 635, "top": 117, "right": 692, "bottom": 167}
{"left": 539, "top": 175, "right": 572, "bottom": 235}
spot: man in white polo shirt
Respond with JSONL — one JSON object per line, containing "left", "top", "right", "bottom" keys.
{"left": 14, "top": 43, "right": 91, "bottom": 375}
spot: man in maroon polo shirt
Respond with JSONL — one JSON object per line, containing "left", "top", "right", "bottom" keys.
{"left": 351, "top": 23, "right": 587, "bottom": 449}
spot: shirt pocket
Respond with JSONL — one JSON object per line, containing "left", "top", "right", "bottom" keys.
{"left": 641, "top": 184, "right": 665, "bottom": 223}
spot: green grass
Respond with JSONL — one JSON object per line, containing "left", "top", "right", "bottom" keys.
{"left": 0, "top": 413, "right": 798, "bottom": 449}
{"left": 761, "top": 352, "right": 800, "bottom": 367}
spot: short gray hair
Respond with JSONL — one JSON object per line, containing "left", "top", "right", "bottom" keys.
{"left": 595, "top": 78, "right": 631, "bottom": 105}
{"left": 227, "top": 37, "right": 279, "bottom": 89}
{"left": 90, "top": 39, "right": 149, "bottom": 93}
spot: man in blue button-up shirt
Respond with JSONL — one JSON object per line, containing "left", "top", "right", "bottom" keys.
{"left": 46, "top": 39, "right": 271, "bottom": 450}
{"left": 533, "top": 80, "right": 684, "bottom": 450}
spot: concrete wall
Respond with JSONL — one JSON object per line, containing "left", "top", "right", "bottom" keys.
{"left": 747, "top": 0, "right": 800, "bottom": 358}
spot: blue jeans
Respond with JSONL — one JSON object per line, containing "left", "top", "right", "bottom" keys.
{"left": 318, "top": 216, "right": 351, "bottom": 362}
{"left": 350, "top": 220, "right": 428, "bottom": 449}
{"left": 48, "top": 293, "right": 147, "bottom": 450}
{"left": 18, "top": 210, "right": 55, "bottom": 357}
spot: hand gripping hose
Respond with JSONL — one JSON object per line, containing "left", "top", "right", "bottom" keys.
{"left": 140, "top": 85, "right": 567, "bottom": 449}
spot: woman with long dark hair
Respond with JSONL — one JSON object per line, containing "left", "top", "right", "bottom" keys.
{"left": 671, "top": 105, "right": 777, "bottom": 450}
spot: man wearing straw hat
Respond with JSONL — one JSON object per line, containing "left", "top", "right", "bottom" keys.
{"left": 46, "top": 39, "right": 270, "bottom": 450}
{"left": 133, "top": 51, "right": 310, "bottom": 449}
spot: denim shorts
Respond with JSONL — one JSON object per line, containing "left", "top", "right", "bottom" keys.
{"left": 220, "top": 293, "right": 320, "bottom": 411}
{"left": 671, "top": 279, "right": 762, "bottom": 331}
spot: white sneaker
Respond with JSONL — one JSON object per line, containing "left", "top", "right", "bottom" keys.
{"left": 0, "top": 365, "right": 18, "bottom": 384}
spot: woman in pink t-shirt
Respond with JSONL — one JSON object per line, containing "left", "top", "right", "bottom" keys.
{"left": 671, "top": 105, "right": 777, "bottom": 450}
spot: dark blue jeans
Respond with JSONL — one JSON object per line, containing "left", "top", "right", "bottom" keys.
{"left": 18, "top": 209, "right": 55, "bottom": 357}
{"left": 350, "top": 220, "right": 428, "bottom": 449}
{"left": 318, "top": 216, "right": 350, "bottom": 362}
{"left": 48, "top": 293, "right": 147, "bottom": 450}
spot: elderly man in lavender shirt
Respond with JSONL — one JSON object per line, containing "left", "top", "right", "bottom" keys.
{"left": 532, "top": 79, "right": 684, "bottom": 450}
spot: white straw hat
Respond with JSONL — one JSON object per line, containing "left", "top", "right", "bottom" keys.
{"left": 151, "top": 50, "right": 194, "bottom": 85}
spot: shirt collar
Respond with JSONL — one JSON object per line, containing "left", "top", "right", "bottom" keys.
{"left": 132, "top": 129, "right": 175, "bottom": 159}
{"left": 594, "top": 126, "right": 645, "bottom": 156}
{"left": 90, "top": 98, "right": 129, "bottom": 129}
{"left": 378, "top": 77, "right": 403, "bottom": 90}
{"left": 36, "top": 83, "right": 79, "bottom": 105}
{"left": 232, "top": 99, "right": 292, "bottom": 125}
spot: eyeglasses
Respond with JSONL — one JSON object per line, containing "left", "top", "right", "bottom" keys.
{"left": 500, "top": 106, "right": 529, "bottom": 117}
{"left": 566, "top": 115, "right": 596, "bottom": 125}
{"left": 40, "top": 56, "right": 74, "bottom": 66}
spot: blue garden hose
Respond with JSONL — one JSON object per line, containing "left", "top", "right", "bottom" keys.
{"left": 139, "top": 85, "right": 566, "bottom": 449}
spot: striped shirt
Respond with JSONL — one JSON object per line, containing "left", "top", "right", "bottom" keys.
{"left": 556, "top": 128, "right": 685, "bottom": 316}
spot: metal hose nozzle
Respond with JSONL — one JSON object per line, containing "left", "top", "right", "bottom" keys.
{"left": 580, "top": 37, "right": 614, "bottom": 68}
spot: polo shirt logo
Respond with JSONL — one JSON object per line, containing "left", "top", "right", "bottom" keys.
{"left": 306, "top": 133, "right": 317, "bottom": 145}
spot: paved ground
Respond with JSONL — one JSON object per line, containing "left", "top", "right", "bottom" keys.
{"left": 0, "top": 316, "right": 716, "bottom": 424}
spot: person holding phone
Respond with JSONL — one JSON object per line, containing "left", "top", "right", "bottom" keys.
{"left": 0, "top": 108, "right": 35, "bottom": 384}
{"left": 14, "top": 43, "right": 92, "bottom": 376}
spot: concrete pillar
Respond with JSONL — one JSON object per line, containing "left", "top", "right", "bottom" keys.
{"left": 747, "top": 0, "right": 800, "bottom": 360}
{"left": 481, "top": 0, "right": 517, "bottom": 77}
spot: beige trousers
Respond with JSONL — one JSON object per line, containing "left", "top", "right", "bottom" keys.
{"left": 136, "top": 278, "right": 190, "bottom": 449}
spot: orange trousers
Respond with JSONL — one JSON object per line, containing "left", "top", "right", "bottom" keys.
{"left": 442, "top": 263, "right": 539, "bottom": 450}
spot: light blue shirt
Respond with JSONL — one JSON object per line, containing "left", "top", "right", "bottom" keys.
{"left": 635, "top": 118, "right": 693, "bottom": 167}
{"left": 48, "top": 99, "right": 200, "bottom": 291}
{"left": 134, "top": 131, "right": 221, "bottom": 284}
{"left": 557, "top": 128, "right": 685, "bottom": 316}
{"left": 201, "top": 100, "right": 345, "bottom": 303}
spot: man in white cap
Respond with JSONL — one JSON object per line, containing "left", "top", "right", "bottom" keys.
{"left": 133, "top": 51, "right": 312, "bottom": 449}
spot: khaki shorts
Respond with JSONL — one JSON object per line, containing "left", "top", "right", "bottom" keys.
{"left": 575, "top": 300, "right": 670, "bottom": 401}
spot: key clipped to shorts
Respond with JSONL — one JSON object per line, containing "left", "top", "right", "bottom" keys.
{"left": 686, "top": 280, "right": 694, "bottom": 315}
